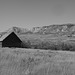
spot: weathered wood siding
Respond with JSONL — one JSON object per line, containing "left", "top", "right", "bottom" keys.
{"left": 0, "top": 42, "right": 2, "bottom": 47}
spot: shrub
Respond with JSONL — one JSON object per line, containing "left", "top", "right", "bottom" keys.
{"left": 60, "top": 41, "right": 75, "bottom": 51}
{"left": 21, "top": 40, "right": 31, "bottom": 48}
{"left": 21, "top": 39, "right": 75, "bottom": 51}
{"left": 32, "top": 41, "right": 59, "bottom": 50}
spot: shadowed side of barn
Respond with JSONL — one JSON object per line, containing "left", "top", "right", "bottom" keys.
{"left": 0, "top": 32, "right": 23, "bottom": 48}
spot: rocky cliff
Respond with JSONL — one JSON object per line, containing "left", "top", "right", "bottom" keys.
{"left": 32, "top": 24, "right": 75, "bottom": 36}
{"left": 1, "top": 23, "right": 75, "bottom": 37}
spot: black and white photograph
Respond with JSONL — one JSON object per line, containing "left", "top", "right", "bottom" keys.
{"left": 0, "top": 0, "right": 75, "bottom": 75}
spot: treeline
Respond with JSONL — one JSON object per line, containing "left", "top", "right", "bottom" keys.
{"left": 21, "top": 40, "right": 75, "bottom": 51}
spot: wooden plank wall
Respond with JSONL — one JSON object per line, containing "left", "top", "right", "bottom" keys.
{"left": 0, "top": 42, "right": 2, "bottom": 47}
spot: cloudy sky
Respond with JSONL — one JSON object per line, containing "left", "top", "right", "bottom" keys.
{"left": 0, "top": 0, "right": 75, "bottom": 31}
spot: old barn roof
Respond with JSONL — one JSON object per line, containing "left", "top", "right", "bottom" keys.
{"left": 0, "top": 31, "right": 21, "bottom": 41}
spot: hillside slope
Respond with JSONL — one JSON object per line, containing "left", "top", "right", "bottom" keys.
{"left": 1, "top": 23, "right": 75, "bottom": 37}
{"left": 32, "top": 24, "right": 75, "bottom": 36}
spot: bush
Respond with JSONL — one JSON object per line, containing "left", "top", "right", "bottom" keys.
{"left": 21, "top": 39, "right": 75, "bottom": 51}
{"left": 32, "top": 41, "right": 59, "bottom": 50}
{"left": 21, "top": 40, "right": 31, "bottom": 48}
{"left": 60, "top": 41, "right": 75, "bottom": 51}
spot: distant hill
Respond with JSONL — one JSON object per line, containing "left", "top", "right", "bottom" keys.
{"left": 0, "top": 23, "right": 75, "bottom": 37}
{"left": 0, "top": 26, "right": 32, "bottom": 36}
{"left": 6, "top": 26, "right": 32, "bottom": 34}
{"left": 32, "top": 23, "right": 75, "bottom": 36}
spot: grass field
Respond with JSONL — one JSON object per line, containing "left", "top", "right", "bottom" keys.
{"left": 0, "top": 48, "right": 75, "bottom": 75}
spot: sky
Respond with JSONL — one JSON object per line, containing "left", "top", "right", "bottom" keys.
{"left": 0, "top": 0, "right": 75, "bottom": 31}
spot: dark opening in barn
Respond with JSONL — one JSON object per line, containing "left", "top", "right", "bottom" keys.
{"left": 1, "top": 32, "right": 22, "bottom": 48}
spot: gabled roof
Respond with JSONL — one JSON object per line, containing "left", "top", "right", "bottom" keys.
{"left": 0, "top": 31, "right": 21, "bottom": 41}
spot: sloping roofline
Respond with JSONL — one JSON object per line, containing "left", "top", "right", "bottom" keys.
{"left": 0, "top": 31, "right": 21, "bottom": 41}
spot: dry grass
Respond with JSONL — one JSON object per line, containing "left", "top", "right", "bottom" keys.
{"left": 0, "top": 48, "right": 75, "bottom": 75}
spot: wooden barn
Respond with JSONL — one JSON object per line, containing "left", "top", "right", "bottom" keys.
{"left": 0, "top": 31, "right": 23, "bottom": 48}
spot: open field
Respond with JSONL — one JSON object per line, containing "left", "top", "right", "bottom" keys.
{"left": 0, "top": 48, "right": 75, "bottom": 75}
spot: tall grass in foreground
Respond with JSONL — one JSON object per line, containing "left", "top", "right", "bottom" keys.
{"left": 0, "top": 48, "right": 75, "bottom": 75}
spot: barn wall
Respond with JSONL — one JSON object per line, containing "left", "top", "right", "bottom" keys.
{"left": 0, "top": 42, "right": 2, "bottom": 47}
{"left": 2, "top": 32, "right": 22, "bottom": 48}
